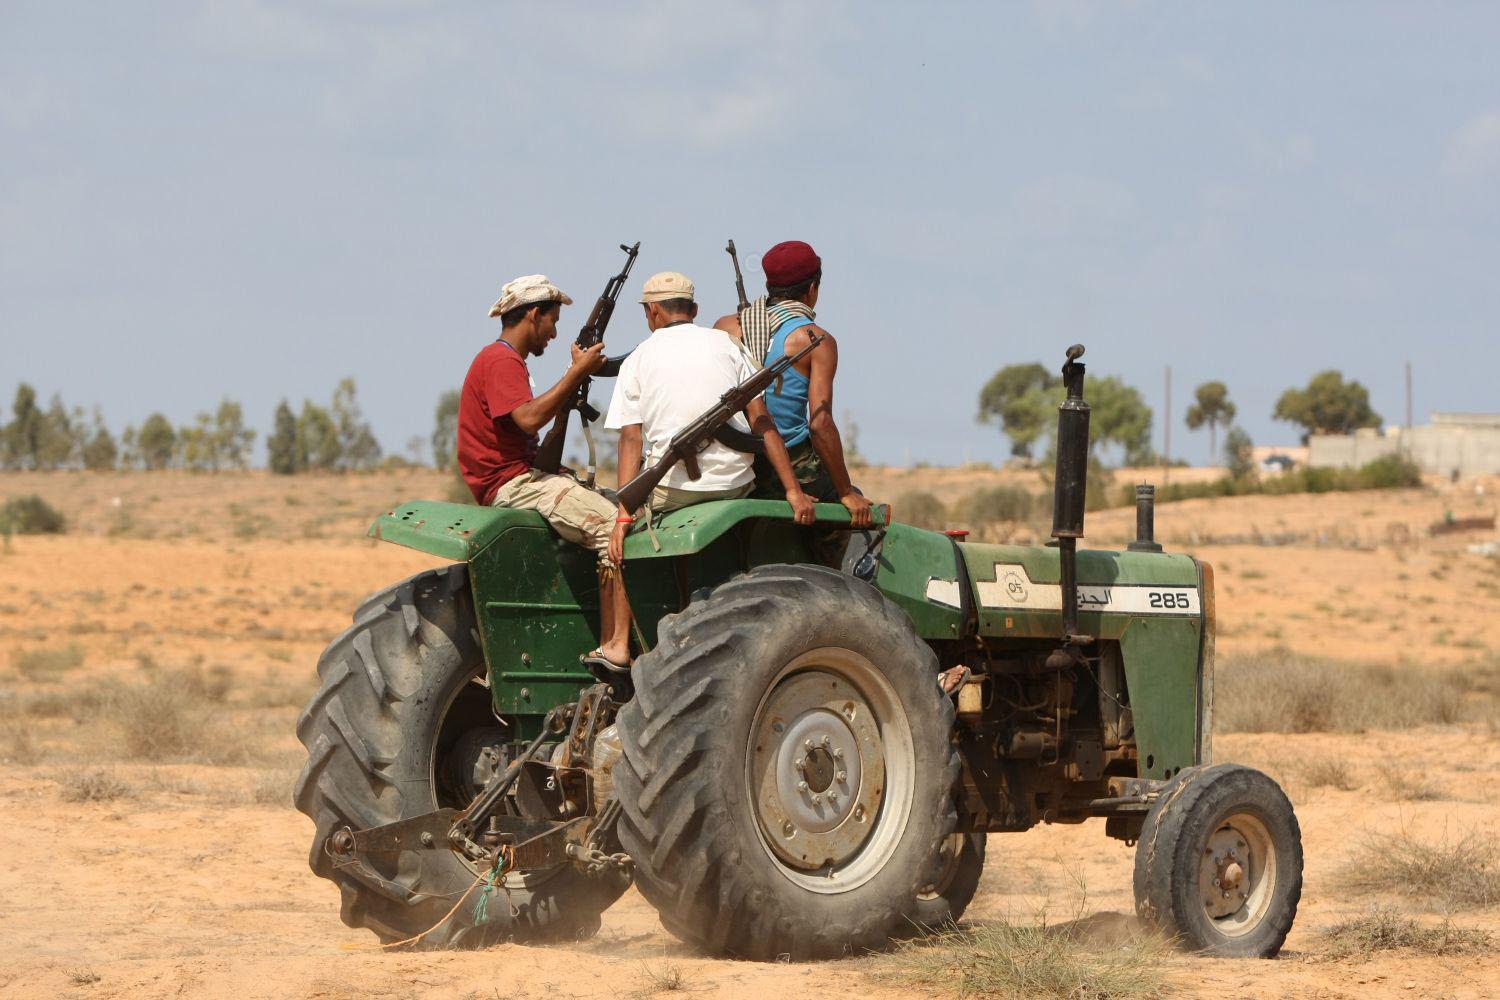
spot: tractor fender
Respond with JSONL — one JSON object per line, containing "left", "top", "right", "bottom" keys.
{"left": 368, "top": 497, "right": 886, "bottom": 562}
{"left": 368, "top": 500, "right": 543, "bottom": 560}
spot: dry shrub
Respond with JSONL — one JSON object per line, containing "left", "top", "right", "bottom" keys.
{"left": 1340, "top": 828, "right": 1500, "bottom": 910}
{"left": 245, "top": 673, "right": 314, "bottom": 710}
{"left": 871, "top": 913, "right": 1167, "bottom": 1000}
{"left": 894, "top": 491, "right": 949, "bottom": 531}
{"left": 1302, "top": 758, "right": 1359, "bottom": 791}
{"left": 22, "top": 687, "right": 109, "bottom": 723}
{"left": 3, "top": 725, "right": 42, "bottom": 765}
{"left": 12, "top": 643, "right": 85, "bottom": 680}
{"left": 1382, "top": 769, "right": 1446, "bottom": 802}
{"left": 1320, "top": 906, "right": 1492, "bottom": 960}
{"left": 633, "top": 960, "right": 695, "bottom": 997}
{"left": 114, "top": 674, "right": 247, "bottom": 764}
{"left": 54, "top": 767, "right": 130, "bottom": 803}
{"left": 242, "top": 768, "right": 296, "bottom": 807}
{"left": 1216, "top": 649, "right": 1488, "bottom": 733}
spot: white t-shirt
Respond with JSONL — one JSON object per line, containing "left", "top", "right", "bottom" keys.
{"left": 604, "top": 323, "right": 757, "bottom": 491}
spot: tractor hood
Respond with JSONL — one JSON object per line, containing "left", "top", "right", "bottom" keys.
{"left": 936, "top": 542, "right": 1203, "bottom": 642}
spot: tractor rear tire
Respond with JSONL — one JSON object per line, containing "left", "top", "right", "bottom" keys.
{"left": 614, "top": 563, "right": 960, "bottom": 960}
{"left": 294, "top": 565, "right": 628, "bottom": 949}
{"left": 1133, "top": 763, "right": 1302, "bottom": 957}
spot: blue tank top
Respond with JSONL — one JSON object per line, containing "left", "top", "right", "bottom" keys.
{"left": 764, "top": 316, "right": 814, "bottom": 448}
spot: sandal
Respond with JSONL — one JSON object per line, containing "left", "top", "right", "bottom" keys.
{"left": 938, "top": 665, "right": 971, "bottom": 698}
{"left": 581, "top": 648, "right": 632, "bottom": 676}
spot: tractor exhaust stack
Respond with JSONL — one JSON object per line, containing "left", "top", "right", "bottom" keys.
{"left": 1048, "top": 345, "right": 1091, "bottom": 667}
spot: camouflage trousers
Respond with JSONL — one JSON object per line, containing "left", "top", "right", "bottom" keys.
{"left": 753, "top": 440, "right": 839, "bottom": 502}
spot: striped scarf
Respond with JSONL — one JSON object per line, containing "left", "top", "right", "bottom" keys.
{"left": 741, "top": 298, "right": 815, "bottom": 366}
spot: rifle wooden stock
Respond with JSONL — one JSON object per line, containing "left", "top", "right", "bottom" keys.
{"left": 616, "top": 333, "right": 823, "bottom": 513}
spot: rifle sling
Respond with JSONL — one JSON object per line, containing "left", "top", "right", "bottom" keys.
{"left": 712, "top": 426, "right": 765, "bottom": 455}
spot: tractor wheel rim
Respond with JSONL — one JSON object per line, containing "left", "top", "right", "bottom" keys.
{"left": 918, "top": 832, "right": 965, "bottom": 899}
{"left": 1198, "top": 810, "right": 1276, "bottom": 936}
{"left": 747, "top": 647, "right": 915, "bottom": 894}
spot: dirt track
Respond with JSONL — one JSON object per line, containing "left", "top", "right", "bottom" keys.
{"left": 3, "top": 470, "right": 1499, "bottom": 998}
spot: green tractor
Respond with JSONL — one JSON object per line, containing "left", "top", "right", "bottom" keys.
{"left": 295, "top": 345, "right": 1302, "bottom": 959}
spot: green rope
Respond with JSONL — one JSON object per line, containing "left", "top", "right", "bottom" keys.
{"left": 472, "top": 858, "right": 507, "bottom": 926}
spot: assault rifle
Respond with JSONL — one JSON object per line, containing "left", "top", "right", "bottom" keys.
{"left": 533, "top": 241, "right": 640, "bottom": 483}
{"left": 725, "top": 239, "right": 750, "bottom": 315}
{"left": 616, "top": 332, "right": 823, "bottom": 513}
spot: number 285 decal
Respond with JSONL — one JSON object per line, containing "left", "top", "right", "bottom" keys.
{"left": 1148, "top": 591, "right": 1193, "bottom": 609}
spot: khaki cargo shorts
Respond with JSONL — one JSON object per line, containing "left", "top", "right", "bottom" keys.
{"left": 491, "top": 470, "right": 616, "bottom": 564}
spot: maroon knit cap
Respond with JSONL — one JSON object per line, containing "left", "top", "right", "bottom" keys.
{"left": 762, "top": 240, "right": 821, "bottom": 287}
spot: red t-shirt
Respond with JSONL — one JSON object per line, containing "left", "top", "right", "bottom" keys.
{"left": 458, "top": 340, "right": 537, "bottom": 504}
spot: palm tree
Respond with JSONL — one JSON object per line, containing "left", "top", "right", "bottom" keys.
{"left": 1185, "top": 381, "right": 1236, "bottom": 459}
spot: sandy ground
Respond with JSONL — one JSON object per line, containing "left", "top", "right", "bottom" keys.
{"left": 2, "top": 469, "right": 1499, "bottom": 999}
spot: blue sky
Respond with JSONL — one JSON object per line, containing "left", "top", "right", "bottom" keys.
{"left": 3, "top": 1, "right": 1497, "bottom": 466}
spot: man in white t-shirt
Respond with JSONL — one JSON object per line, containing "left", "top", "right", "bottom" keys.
{"left": 605, "top": 271, "right": 813, "bottom": 562}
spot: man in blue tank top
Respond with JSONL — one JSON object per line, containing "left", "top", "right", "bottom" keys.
{"left": 749, "top": 240, "right": 872, "bottom": 528}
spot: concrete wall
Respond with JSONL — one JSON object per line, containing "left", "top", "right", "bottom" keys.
{"left": 1309, "top": 418, "right": 1500, "bottom": 476}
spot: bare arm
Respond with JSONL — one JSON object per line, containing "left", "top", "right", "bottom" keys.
{"left": 746, "top": 398, "right": 814, "bottom": 524}
{"left": 609, "top": 423, "right": 645, "bottom": 564}
{"left": 616, "top": 423, "right": 643, "bottom": 486}
{"left": 801, "top": 330, "right": 872, "bottom": 527}
{"left": 508, "top": 343, "right": 606, "bottom": 435}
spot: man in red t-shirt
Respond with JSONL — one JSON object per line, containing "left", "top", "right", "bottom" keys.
{"left": 458, "top": 274, "right": 631, "bottom": 670}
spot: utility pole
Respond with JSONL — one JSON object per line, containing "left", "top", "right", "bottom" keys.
{"left": 1404, "top": 360, "right": 1413, "bottom": 457}
{"left": 1163, "top": 365, "right": 1172, "bottom": 484}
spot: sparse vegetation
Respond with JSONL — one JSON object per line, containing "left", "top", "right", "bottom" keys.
{"left": 1136, "top": 454, "right": 1423, "bottom": 506}
{"left": 1340, "top": 828, "right": 1500, "bottom": 910}
{"left": 1301, "top": 758, "right": 1359, "bottom": 791}
{"left": 1382, "top": 769, "right": 1446, "bottom": 802}
{"left": 114, "top": 671, "right": 246, "bottom": 764}
{"left": 872, "top": 911, "right": 1168, "bottom": 999}
{"left": 1216, "top": 649, "right": 1488, "bottom": 733}
{"left": 13, "top": 642, "right": 85, "bottom": 680}
{"left": 963, "top": 484, "right": 1044, "bottom": 524}
{"left": 55, "top": 767, "right": 131, "bottom": 802}
{"left": 1320, "top": 907, "right": 1492, "bottom": 961}
{"left": 634, "top": 959, "right": 695, "bottom": 996}
{"left": 894, "top": 490, "right": 948, "bottom": 530}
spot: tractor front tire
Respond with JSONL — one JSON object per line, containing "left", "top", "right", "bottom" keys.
{"left": 615, "top": 564, "right": 960, "bottom": 960}
{"left": 1133, "top": 763, "right": 1302, "bottom": 957}
{"left": 294, "top": 565, "right": 628, "bottom": 949}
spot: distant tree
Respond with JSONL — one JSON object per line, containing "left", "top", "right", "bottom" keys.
{"left": 1185, "top": 381, "right": 1236, "bottom": 458}
{"left": 81, "top": 409, "right": 118, "bottom": 471}
{"left": 331, "top": 378, "right": 381, "bottom": 471}
{"left": 977, "top": 363, "right": 1058, "bottom": 460}
{"left": 212, "top": 399, "right": 255, "bottom": 470}
{"left": 2, "top": 384, "right": 43, "bottom": 469}
{"left": 432, "top": 389, "right": 460, "bottom": 471}
{"left": 296, "top": 401, "right": 340, "bottom": 471}
{"left": 35, "top": 395, "right": 79, "bottom": 470}
{"left": 119, "top": 425, "right": 140, "bottom": 470}
{"left": 1224, "top": 426, "right": 1255, "bottom": 480}
{"left": 1273, "top": 371, "right": 1381, "bottom": 443}
{"left": 1088, "top": 376, "right": 1154, "bottom": 466}
{"left": 178, "top": 412, "right": 214, "bottom": 471}
{"left": 137, "top": 413, "right": 177, "bottom": 470}
{"left": 267, "top": 400, "right": 299, "bottom": 475}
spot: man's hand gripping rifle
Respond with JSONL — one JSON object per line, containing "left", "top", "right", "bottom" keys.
{"left": 533, "top": 241, "right": 640, "bottom": 485}
{"left": 616, "top": 332, "right": 824, "bottom": 514}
